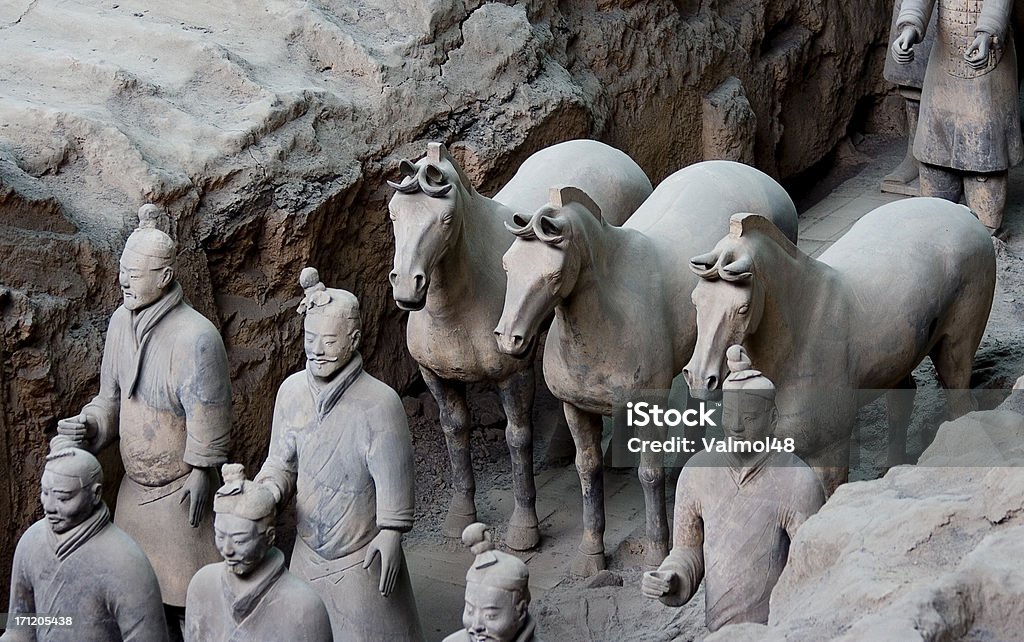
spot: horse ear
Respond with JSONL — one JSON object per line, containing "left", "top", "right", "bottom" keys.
{"left": 537, "top": 215, "right": 566, "bottom": 243}
{"left": 511, "top": 212, "right": 533, "bottom": 228}
{"left": 399, "top": 159, "right": 417, "bottom": 176}
{"left": 720, "top": 256, "right": 753, "bottom": 281}
{"left": 548, "top": 185, "right": 603, "bottom": 222}
{"left": 689, "top": 251, "right": 720, "bottom": 276}
{"left": 427, "top": 142, "right": 450, "bottom": 164}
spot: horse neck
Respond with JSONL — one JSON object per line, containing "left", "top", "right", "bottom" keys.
{"left": 424, "top": 191, "right": 508, "bottom": 315}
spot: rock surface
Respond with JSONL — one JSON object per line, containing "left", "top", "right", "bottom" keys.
{"left": 0, "top": 0, "right": 892, "bottom": 603}
{"left": 708, "top": 395, "right": 1024, "bottom": 641}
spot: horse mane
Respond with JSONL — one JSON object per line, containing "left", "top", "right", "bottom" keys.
{"left": 387, "top": 142, "right": 477, "bottom": 199}
{"left": 690, "top": 213, "right": 800, "bottom": 282}
{"left": 505, "top": 185, "right": 603, "bottom": 245}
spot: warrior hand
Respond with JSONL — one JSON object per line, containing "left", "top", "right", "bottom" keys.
{"left": 641, "top": 569, "right": 677, "bottom": 599}
{"left": 56, "top": 412, "right": 97, "bottom": 446}
{"left": 363, "top": 529, "right": 403, "bottom": 597}
{"left": 965, "top": 32, "right": 993, "bottom": 69}
{"left": 891, "top": 26, "right": 917, "bottom": 64}
{"left": 180, "top": 467, "right": 213, "bottom": 527}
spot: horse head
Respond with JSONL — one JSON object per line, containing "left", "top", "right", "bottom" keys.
{"left": 387, "top": 142, "right": 470, "bottom": 311}
{"left": 494, "top": 186, "right": 602, "bottom": 357}
{"left": 682, "top": 213, "right": 775, "bottom": 399}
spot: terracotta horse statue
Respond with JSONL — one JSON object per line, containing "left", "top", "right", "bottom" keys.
{"left": 494, "top": 161, "right": 799, "bottom": 575}
{"left": 683, "top": 199, "right": 995, "bottom": 493}
{"left": 388, "top": 140, "right": 652, "bottom": 549}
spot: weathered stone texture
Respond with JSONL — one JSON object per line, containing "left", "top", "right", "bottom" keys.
{"left": 0, "top": 0, "right": 891, "bottom": 602}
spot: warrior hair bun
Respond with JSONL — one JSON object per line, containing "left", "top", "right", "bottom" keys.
{"left": 726, "top": 344, "right": 752, "bottom": 373}
{"left": 221, "top": 463, "right": 246, "bottom": 483}
{"left": 462, "top": 522, "right": 494, "bottom": 554}
{"left": 299, "top": 267, "right": 321, "bottom": 290}
{"left": 137, "top": 204, "right": 162, "bottom": 229}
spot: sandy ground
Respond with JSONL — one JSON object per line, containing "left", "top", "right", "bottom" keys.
{"left": 399, "top": 134, "right": 1024, "bottom": 641}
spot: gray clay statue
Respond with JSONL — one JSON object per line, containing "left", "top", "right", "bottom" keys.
{"left": 387, "top": 140, "right": 652, "bottom": 550}
{"left": 2, "top": 445, "right": 169, "bottom": 642}
{"left": 684, "top": 199, "right": 995, "bottom": 493}
{"left": 642, "top": 348, "right": 824, "bottom": 632}
{"left": 255, "top": 267, "right": 423, "bottom": 641}
{"left": 55, "top": 204, "right": 231, "bottom": 626}
{"left": 185, "top": 464, "right": 332, "bottom": 642}
{"left": 881, "top": 0, "right": 936, "bottom": 195}
{"left": 443, "top": 523, "right": 540, "bottom": 642}
{"left": 494, "top": 161, "right": 798, "bottom": 576}
{"left": 891, "top": 0, "right": 1022, "bottom": 232}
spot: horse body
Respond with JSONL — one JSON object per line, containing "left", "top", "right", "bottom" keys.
{"left": 388, "top": 140, "right": 652, "bottom": 549}
{"left": 496, "top": 160, "right": 798, "bottom": 575}
{"left": 685, "top": 199, "right": 995, "bottom": 492}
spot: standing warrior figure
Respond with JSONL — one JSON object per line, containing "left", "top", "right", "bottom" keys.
{"left": 185, "top": 464, "right": 332, "bottom": 642}
{"left": 643, "top": 346, "right": 824, "bottom": 632}
{"left": 443, "top": 523, "right": 540, "bottom": 642}
{"left": 256, "top": 267, "right": 423, "bottom": 641}
{"left": 2, "top": 445, "right": 169, "bottom": 642}
{"left": 892, "top": 0, "right": 1022, "bottom": 233}
{"left": 56, "top": 204, "right": 231, "bottom": 634}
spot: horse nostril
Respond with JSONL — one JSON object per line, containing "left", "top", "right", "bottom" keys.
{"left": 707, "top": 375, "right": 718, "bottom": 391}
{"left": 512, "top": 335, "right": 523, "bottom": 346}
{"left": 413, "top": 273, "right": 425, "bottom": 290}
{"left": 388, "top": 271, "right": 398, "bottom": 287}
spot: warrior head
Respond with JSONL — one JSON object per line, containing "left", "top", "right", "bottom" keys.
{"left": 721, "top": 344, "right": 778, "bottom": 447}
{"left": 460, "top": 523, "right": 531, "bottom": 642}
{"left": 297, "top": 267, "right": 362, "bottom": 380}
{"left": 40, "top": 446, "right": 104, "bottom": 534}
{"left": 119, "top": 204, "right": 176, "bottom": 311}
{"left": 213, "top": 463, "right": 278, "bottom": 577}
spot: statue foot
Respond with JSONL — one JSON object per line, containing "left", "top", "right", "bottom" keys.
{"left": 442, "top": 508, "right": 477, "bottom": 538}
{"left": 504, "top": 522, "right": 540, "bottom": 551}
{"left": 882, "top": 155, "right": 919, "bottom": 186}
{"left": 570, "top": 551, "right": 606, "bottom": 577}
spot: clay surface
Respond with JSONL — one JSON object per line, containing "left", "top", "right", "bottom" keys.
{"left": 496, "top": 162, "right": 798, "bottom": 575}
{"left": 684, "top": 200, "right": 996, "bottom": 492}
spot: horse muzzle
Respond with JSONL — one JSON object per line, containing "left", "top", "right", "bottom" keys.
{"left": 390, "top": 270, "right": 428, "bottom": 311}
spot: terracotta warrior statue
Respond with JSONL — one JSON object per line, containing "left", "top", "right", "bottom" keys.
{"left": 255, "top": 267, "right": 422, "bottom": 641}
{"left": 892, "top": 0, "right": 1022, "bottom": 233}
{"left": 643, "top": 346, "right": 824, "bottom": 631}
{"left": 185, "top": 464, "right": 332, "bottom": 642}
{"left": 881, "top": 0, "right": 936, "bottom": 195}
{"left": 443, "top": 523, "right": 540, "bottom": 642}
{"left": 3, "top": 444, "right": 169, "bottom": 642}
{"left": 55, "top": 204, "right": 231, "bottom": 636}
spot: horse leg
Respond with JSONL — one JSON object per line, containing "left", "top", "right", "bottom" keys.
{"left": 421, "top": 366, "right": 476, "bottom": 537}
{"left": 805, "top": 425, "right": 851, "bottom": 497}
{"left": 496, "top": 369, "right": 540, "bottom": 551}
{"left": 637, "top": 399, "right": 669, "bottom": 568}
{"left": 931, "top": 334, "right": 979, "bottom": 421}
{"left": 564, "top": 402, "right": 606, "bottom": 577}
{"left": 885, "top": 375, "right": 916, "bottom": 469}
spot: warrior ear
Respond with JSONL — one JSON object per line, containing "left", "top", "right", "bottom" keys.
{"left": 549, "top": 185, "right": 603, "bottom": 222}
{"left": 427, "top": 142, "right": 450, "bottom": 164}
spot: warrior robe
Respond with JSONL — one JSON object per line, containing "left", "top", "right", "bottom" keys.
{"left": 3, "top": 505, "right": 169, "bottom": 642}
{"left": 81, "top": 282, "right": 231, "bottom": 606}
{"left": 898, "top": 0, "right": 1022, "bottom": 171}
{"left": 256, "top": 353, "right": 422, "bottom": 641}
{"left": 184, "top": 547, "right": 332, "bottom": 642}
{"left": 658, "top": 450, "right": 825, "bottom": 632}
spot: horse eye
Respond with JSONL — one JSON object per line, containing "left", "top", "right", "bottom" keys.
{"left": 737, "top": 304, "right": 749, "bottom": 315}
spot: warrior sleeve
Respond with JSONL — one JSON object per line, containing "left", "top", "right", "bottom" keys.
{"left": 1, "top": 537, "right": 38, "bottom": 642}
{"left": 366, "top": 395, "right": 415, "bottom": 532}
{"left": 180, "top": 326, "right": 232, "bottom": 469}
{"left": 896, "top": 0, "right": 937, "bottom": 41}
{"left": 976, "top": 0, "right": 1012, "bottom": 40}
{"left": 659, "top": 468, "right": 705, "bottom": 608}
{"left": 783, "top": 468, "right": 826, "bottom": 538}
{"left": 255, "top": 384, "right": 299, "bottom": 504}
{"left": 80, "top": 313, "right": 124, "bottom": 453}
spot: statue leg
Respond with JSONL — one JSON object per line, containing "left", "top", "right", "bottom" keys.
{"left": 637, "top": 398, "right": 668, "bottom": 568}
{"left": 963, "top": 171, "right": 1008, "bottom": 234}
{"left": 885, "top": 375, "right": 916, "bottom": 469}
{"left": 918, "top": 163, "right": 963, "bottom": 203}
{"left": 881, "top": 89, "right": 922, "bottom": 193}
{"left": 496, "top": 368, "right": 540, "bottom": 551}
{"left": 421, "top": 366, "right": 476, "bottom": 537}
{"left": 564, "top": 402, "right": 606, "bottom": 577}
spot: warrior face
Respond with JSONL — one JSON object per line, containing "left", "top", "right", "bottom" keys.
{"left": 214, "top": 512, "right": 275, "bottom": 577}
{"left": 40, "top": 469, "right": 101, "bottom": 534}
{"left": 722, "top": 391, "right": 778, "bottom": 447}
{"left": 118, "top": 252, "right": 173, "bottom": 311}
{"left": 304, "top": 311, "right": 360, "bottom": 380}
{"left": 462, "top": 583, "right": 528, "bottom": 642}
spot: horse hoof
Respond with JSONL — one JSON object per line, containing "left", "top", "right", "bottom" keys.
{"left": 504, "top": 523, "right": 540, "bottom": 551}
{"left": 570, "top": 552, "right": 606, "bottom": 578}
{"left": 442, "top": 510, "right": 477, "bottom": 538}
